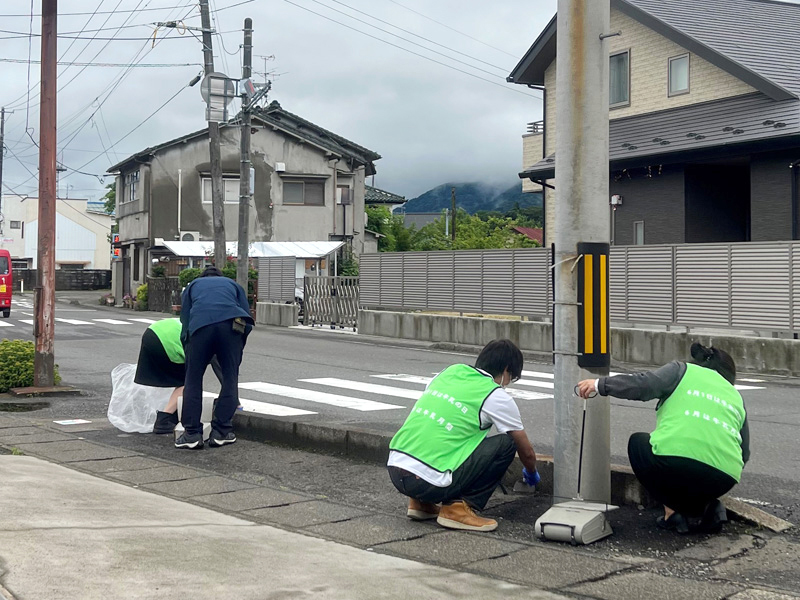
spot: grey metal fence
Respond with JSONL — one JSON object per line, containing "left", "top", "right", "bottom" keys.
{"left": 257, "top": 257, "right": 296, "bottom": 303}
{"left": 304, "top": 276, "right": 359, "bottom": 329}
{"left": 359, "top": 242, "right": 800, "bottom": 334}
{"left": 359, "top": 249, "right": 552, "bottom": 317}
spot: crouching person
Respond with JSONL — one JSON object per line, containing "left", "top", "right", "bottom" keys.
{"left": 387, "top": 339, "right": 538, "bottom": 532}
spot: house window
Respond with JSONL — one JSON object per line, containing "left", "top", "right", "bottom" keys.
{"left": 9, "top": 221, "right": 21, "bottom": 229}
{"left": 609, "top": 50, "right": 630, "bottom": 108}
{"left": 668, "top": 54, "right": 690, "bottom": 96}
{"left": 201, "top": 177, "right": 240, "bottom": 204}
{"left": 123, "top": 170, "right": 139, "bottom": 204}
{"left": 283, "top": 180, "right": 325, "bottom": 206}
{"left": 633, "top": 221, "right": 645, "bottom": 245}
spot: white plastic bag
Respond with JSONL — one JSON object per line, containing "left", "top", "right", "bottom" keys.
{"left": 108, "top": 363, "right": 174, "bottom": 433}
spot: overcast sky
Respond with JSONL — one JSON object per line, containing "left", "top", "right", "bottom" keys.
{"left": 0, "top": 0, "right": 557, "bottom": 203}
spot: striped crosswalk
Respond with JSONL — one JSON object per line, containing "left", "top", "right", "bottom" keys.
{"left": 0, "top": 316, "right": 166, "bottom": 329}
{"left": 228, "top": 369, "right": 768, "bottom": 421}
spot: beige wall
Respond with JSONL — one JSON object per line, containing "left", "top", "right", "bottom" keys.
{"left": 536, "top": 6, "right": 758, "bottom": 247}
{"left": 522, "top": 133, "right": 544, "bottom": 193}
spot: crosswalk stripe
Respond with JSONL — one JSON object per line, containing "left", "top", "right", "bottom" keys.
{"left": 515, "top": 379, "right": 554, "bottom": 390}
{"left": 239, "top": 381, "right": 404, "bottom": 412}
{"left": 369, "top": 374, "right": 552, "bottom": 402}
{"left": 56, "top": 318, "right": 93, "bottom": 325}
{"left": 0, "top": 321, "right": 13, "bottom": 327}
{"left": 93, "top": 318, "right": 132, "bottom": 325}
{"left": 201, "top": 391, "right": 316, "bottom": 417}
{"left": 129, "top": 318, "right": 159, "bottom": 324}
{"left": 301, "top": 377, "right": 420, "bottom": 399}
{"left": 18, "top": 319, "right": 33, "bottom": 325}
{"left": 734, "top": 384, "right": 764, "bottom": 391}
{"left": 522, "top": 370, "right": 554, "bottom": 379}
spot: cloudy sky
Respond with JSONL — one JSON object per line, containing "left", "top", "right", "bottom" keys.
{"left": 0, "top": 0, "right": 556, "bottom": 203}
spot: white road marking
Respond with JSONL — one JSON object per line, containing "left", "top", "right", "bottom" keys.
{"left": 239, "top": 381, "right": 404, "bottom": 412}
{"left": 301, "top": 377, "right": 420, "bottom": 399}
{"left": 0, "top": 321, "right": 13, "bottom": 327}
{"left": 521, "top": 370, "right": 554, "bottom": 379}
{"left": 18, "top": 319, "right": 34, "bottom": 325}
{"left": 129, "top": 318, "right": 159, "bottom": 324}
{"left": 515, "top": 379, "right": 555, "bottom": 390}
{"left": 738, "top": 378, "right": 765, "bottom": 383}
{"left": 734, "top": 384, "right": 765, "bottom": 391}
{"left": 201, "top": 391, "right": 316, "bottom": 417}
{"left": 55, "top": 318, "right": 93, "bottom": 325}
{"left": 368, "top": 374, "right": 552, "bottom": 402}
{"left": 93, "top": 318, "right": 133, "bottom": 325}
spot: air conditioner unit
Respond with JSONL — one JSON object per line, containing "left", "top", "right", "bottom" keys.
{"left": 180, "top": 231, "right": 200, "bottom": 242}
{"left": 275, "top": 162, "right": 286, "bottom": 172}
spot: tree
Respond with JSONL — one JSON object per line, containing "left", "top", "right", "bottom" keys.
{"left": 103, "top": 182, "right": 118, "bottom": 243}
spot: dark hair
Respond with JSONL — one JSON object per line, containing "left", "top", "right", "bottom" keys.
{"left": 201, "top": 265, "right": 223, "bottom": 277}
{"left": 690, "top": 342, "right": 736, "bottom": 385}
{"left": 475, "top": 339, "right": 523, "bottom": 381}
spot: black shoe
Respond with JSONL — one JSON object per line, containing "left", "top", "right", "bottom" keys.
{"left": 656, "top": 512, "right": 689, "bottom": 534}
{"left": 174, "top": 431, "right": 204, "bottom": 449}
{"left": 699, "top": 499, "right": 728, "bottom": 534}
{"left": 208, "top": 430, "right": 236, "bottom": 448}
{"left": 153, "top": 411, "right": 179, "bottom": 434}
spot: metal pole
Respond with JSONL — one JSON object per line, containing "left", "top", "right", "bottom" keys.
{"left": 199, "top": 0, "right": 227, "bottom": 267}
{"left": 177, "top": 168, "right": 182, "bottom": 236}
{"left": 450, "top": 187, "right": 456, "bottom": 241}
{"left": 553, "top": 0, "right": 611, "bottom": 504}
{"left": 35, "top": 0, "right": 57, "bottom": 387}
{"left": 237, "top": 18, "right": 253, "bottom": 290}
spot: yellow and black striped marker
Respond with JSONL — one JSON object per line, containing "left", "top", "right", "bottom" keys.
{"left": 577, "top": 242, "right": 610, "bottom": 369}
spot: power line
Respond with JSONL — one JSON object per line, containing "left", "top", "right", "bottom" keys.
{"left": 295, "top": 0, "right": 506, "bottom": 78}
{"left": 323, "top": 0, "right": 510, "bottom": 72}
{"left": 281, "top": 0, "right": 540, "bottom": 99}
{"left": 0, "top": 0, "right": 253, "bottom": 18}
{"left": 385, "top": 0, "right": 519, "bottom": 59}
{"left": 0, "top": 58, "right": 202, "bottom": 67}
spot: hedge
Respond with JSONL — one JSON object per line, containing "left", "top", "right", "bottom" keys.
{"left": 0, "top": 339, "right": 61, "bottom": 392}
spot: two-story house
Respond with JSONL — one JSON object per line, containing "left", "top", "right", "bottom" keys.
{"left": 107, "top": 100, "right": 380, "bottom": 296}
{"left": 508, "top": 0, "right": 800, "bottom": 246}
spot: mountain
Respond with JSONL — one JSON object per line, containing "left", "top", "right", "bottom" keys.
{"left": 400, "top": 182, "right": 542, "bottom": 215}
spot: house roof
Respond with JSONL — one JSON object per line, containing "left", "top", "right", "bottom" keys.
{"left": 508, "top": 0, "right": 800, "bottom": 101}
{"left": 365, "top": 185, "right": 406, "bottom": 205}
{"left": 512, "top": 226, "right": 543, "bottom": 245}
{"left": 107, "top": 100, "right": 380, "bottom": 175}
{"left": 521, "top": 92, "right": 800, "bottom": 179}
{"left": 161, "top": 240, "right": 344, "bottom": 259}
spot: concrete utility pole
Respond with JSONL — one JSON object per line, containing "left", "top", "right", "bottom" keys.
{"left": 34, "top": 0, "right": 57, "bottom": 387}
{"left": 450, "top": 187, "right": 456, "bottom": 241}
{"left": 0, "top": 107, "right": 7, "bottom": 231}
{"left": 236, "top": 18, "right": 253, "bottom": 290}
{"left": 552, "top": 0, "right": 612, "bottom": 503}
{"left": 199, "top": 0, "right": 227, "bottom": 266}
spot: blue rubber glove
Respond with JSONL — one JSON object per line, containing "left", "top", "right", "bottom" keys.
{"left": 522, "top": 467, "right": 540, "bottom": 487}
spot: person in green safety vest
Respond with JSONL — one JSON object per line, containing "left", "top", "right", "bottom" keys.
{"left": 134, "top": 318, "right": 224, "bottom": 435}
{"left": 577, "top": 342, "right": 750, "bottom": 534}
{"left": 387, "top": 339, "right": 540, "bottom": 532}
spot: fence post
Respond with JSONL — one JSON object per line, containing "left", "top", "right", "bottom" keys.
{"left": 332, "top": 276, "right": 339, "bottom": 329}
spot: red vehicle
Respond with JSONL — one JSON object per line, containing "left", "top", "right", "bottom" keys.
{"left": 0, "top": 249, "right": 11, "bottom": 318}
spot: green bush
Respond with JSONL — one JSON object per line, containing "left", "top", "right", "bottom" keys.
{"left": 179, "top": 268, "right": 201, "bottom": 288}
{"left": 0, "top": 340, "right": 61, "bottom": 392}
{"left": 136, "top": 284, "right": 148, "bottom": 310}
{"left": 151, "top": 265, "right": 166, "bottom": 278}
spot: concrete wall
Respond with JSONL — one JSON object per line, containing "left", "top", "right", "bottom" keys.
{"left": 359, "top": 310, "right": 800, "bottom": 376}
{"left": 256, "top": 301, "right": 298, "bottom": 327}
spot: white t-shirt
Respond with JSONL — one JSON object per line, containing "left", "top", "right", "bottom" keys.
{"left": 387, "top": 372, "right": 524, "bottom": 487}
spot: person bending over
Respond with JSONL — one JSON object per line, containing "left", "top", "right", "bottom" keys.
{"left": 576, "top": 342, "right": 750, "bottom": 534}
{"left": 387, "top": 339, "right": 539, "bottom": 532}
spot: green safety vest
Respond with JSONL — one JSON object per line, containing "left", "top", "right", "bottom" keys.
{"left": 389, "top": 364, "right": 500, "bottom": 474}
{"left": 149, "top": 318, "right": 185, "bottom": 365}
{"left": 649, "top": 363, "right": 745, "bottom": 481}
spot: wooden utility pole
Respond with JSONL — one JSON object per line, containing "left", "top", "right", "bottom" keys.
{"left": 199, "top": 0, "right": 227, "bottom": 266}
{"left": 236, "top": 18, "right": 253, "bottom": 290}
{"left": 34, "top": 0, "right": 57, "bottom": 387}
{"left": 450, "top": 187, "right": 456, "bottom": 241}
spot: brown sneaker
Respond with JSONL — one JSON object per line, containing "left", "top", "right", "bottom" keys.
{"left": 437, "top": 500, "right": 498, "bottom": 532}
{"left": 407, "top": 498, "right": 440, "bottom": 521}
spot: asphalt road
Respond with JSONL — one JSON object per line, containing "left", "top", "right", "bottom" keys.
{"left": 7, "top": 296, "right": 798, "bottom": 523}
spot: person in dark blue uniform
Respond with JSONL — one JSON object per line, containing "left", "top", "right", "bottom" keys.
{"left": 175, "top": 265, "right": 254, "bottom": 450}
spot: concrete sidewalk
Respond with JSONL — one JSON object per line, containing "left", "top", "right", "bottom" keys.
{"left": 0, "top": 455, "right": 561, "bottom": 600}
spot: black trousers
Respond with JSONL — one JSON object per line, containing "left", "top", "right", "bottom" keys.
{"left": 628, "top": 432, "right": 737, "bottom": 517}
{"left": 181, "top": 320, "right": 246, "bottom": 436}
{"left": 388, "top": 434, "right": 517, "bottom": 511}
